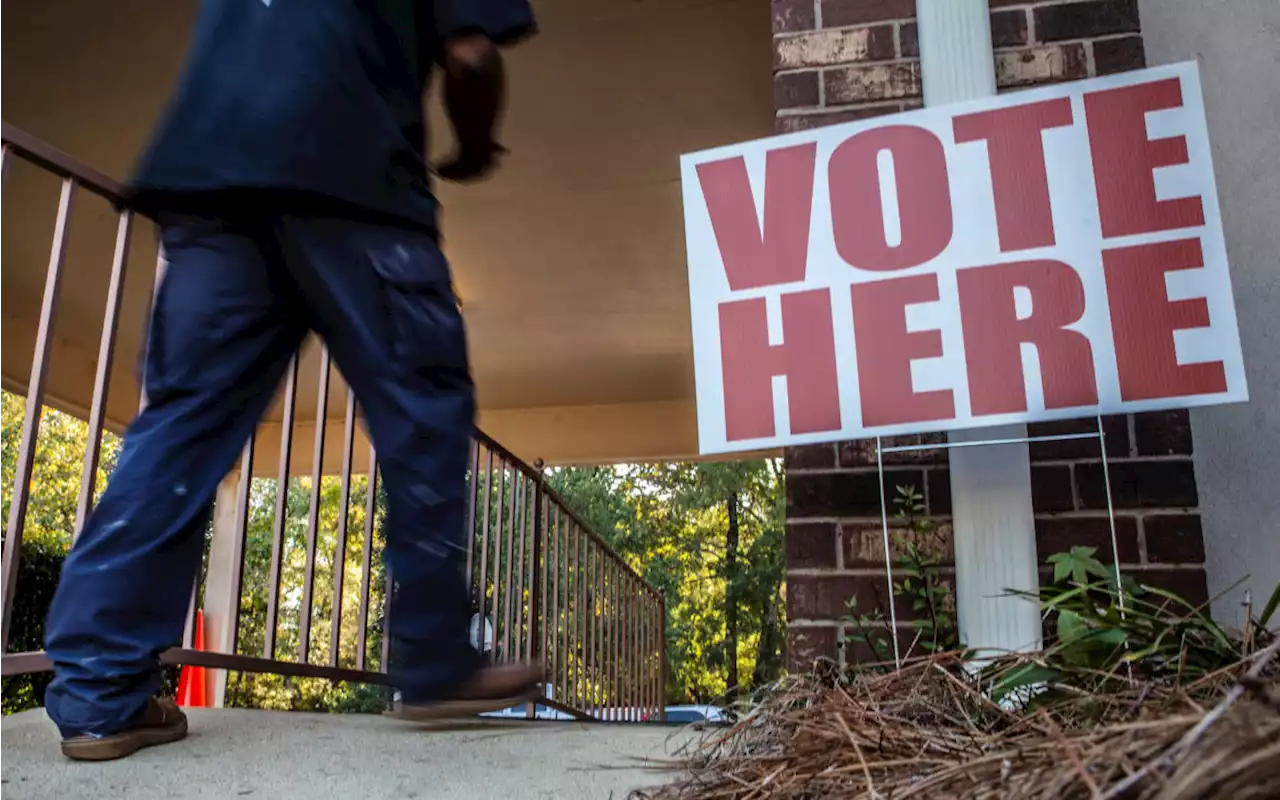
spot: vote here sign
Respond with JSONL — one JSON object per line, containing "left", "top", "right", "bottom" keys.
{"left": 680, "top": 61, "right": 1247, "bottom": 456}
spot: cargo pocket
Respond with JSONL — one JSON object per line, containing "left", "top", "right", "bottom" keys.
{"left": 368, "top": 241, "right": 469, "bottom": 377}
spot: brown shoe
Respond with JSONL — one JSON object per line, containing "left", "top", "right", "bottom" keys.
{"left": 385, "top": 663, "right": 542, "bottom": 721}
{"left": 60, "top": 697, "right": 189, "bottom": 762}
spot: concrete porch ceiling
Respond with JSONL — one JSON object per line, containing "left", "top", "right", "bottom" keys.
{"left": 0, "top": 0, "right": 773, "bottom": 469}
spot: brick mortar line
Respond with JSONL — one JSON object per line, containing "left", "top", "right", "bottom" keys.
{"left": 772, "top": 34, "right": 1140, "bottom": 79}
{"left": 774, "top": 57, "right": 919, "bottom": 77}
{"left": 1083, "top": 39, "right": 1099, "bottom": 76}
{"left": 815, "top": 16, "right": 917, "bottom": 32}
{"left": 1032, "top": 455, "right": 1195, "bottom": 465}
{"left": 799, "top": 0, "right": 1123, "bottom": 36}
{"left": 785, "top": 455, "right": 1192, "bottom": 474}
{"left": 776, "top": 23, "right": 1141, "bottom": 46}
{"left": 789, "top": 563, "right": 1181, "bottom": 578}
{"left": 996, "top": 32, "right": 1144, "bottom": 51}
{"left": 1137, "top": 515, "right": 1151, "bottom": 564}
{"left": 788, "top": 509, "right": 1200, "bottom": 525}
{"left": 776, "top": 101, "right": 908, "bottom": 117}
{"left": 774, "top": 22, "right": 907, "bottom": 43}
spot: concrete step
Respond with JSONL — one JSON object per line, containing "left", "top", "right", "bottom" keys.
{"left": 2, "top": 707, "right": 690, "bottom": 799}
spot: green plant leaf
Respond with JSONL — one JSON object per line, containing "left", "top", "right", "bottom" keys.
{"left": 990, "top": 664, "right": 1061, "bottom": 702}
{"left": 1057, "top": 608, "right": 1088, "bottom": 643}
{"left": 1259, "top": 583, "right": 1280, "bottom": 629}
{"left": 1046, "top": 547, "right": 1107, "bottom": 586}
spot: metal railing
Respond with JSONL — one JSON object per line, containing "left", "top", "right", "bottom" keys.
{"left": 0, "top": 123, "right": 666, "bottom": 722}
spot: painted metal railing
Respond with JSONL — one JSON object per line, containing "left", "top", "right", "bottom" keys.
{"left": 0, "top": 123, "right": 666, "bottom": 722}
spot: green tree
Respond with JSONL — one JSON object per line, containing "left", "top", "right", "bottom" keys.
{"left": 546, "top": 459, "right": 785, "bottom": 704}
{"left": 4, "top": 388, "right": 788, "bottom": 715}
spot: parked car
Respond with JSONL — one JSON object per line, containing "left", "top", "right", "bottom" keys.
{"left": 478, "top": 683, "right": 576, "bottom": 721}
{"left": 645, "top": 704, "right": 728, "bottom": 724}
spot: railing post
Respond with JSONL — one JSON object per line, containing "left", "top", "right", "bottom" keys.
{"left": 526, "top": 460, "right": 546, "bottom": 719}
{"left": 1, "top": 177, "right": 75, "bottom": 650}
{"left": 658, "top": 591, "right": 667, "bottom": 722}
{"left": 204, "top": 465, "right": 248, "bottom": 707}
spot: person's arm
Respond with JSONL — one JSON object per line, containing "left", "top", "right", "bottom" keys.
{"left": 432, "top": 1, "right": 537, "bottom": 182}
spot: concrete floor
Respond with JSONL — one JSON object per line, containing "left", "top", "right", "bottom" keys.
{"left": 1, "top": 708, "right": 694, "bottom": 799}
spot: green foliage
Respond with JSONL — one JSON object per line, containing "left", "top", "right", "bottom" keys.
{"left": 2, "top": 393, "right": 138, "bottom": 714}
{"left": 547, "top": 460, "right": 785, "bottom": 704}
{"left": 983, "top": 548, "right": 1276, "bottom": 710}
{"left": 2, "top": 539, "right": 62, "bottom": 714}
{"left": 222, "top": 472, "right": 388, "bottom": 713}
{"left": 1046, "top": 545, "right": 1116, "bottom": 587}
{"left": 2, "top": 390, "right": 384, "bottom": 716}
{"left": 2, "top": 391, "right": 120, "bottom": 552}
{"left": 841, "top": 486, "right": 956, "bottom": 665}
{"left": 5, "top": 389, "right": 786, "bottom": 715}
{"left": 843, "top": 596, "right": 892, "bottom": 662}
{"left": 1258, "top": 583, "right": 1280, "bottom": 630}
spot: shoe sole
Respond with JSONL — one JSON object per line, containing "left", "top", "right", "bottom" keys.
{"left": 61, "top": 716, "right": 189, "bottom": 762}
{"left": 383, "top": 686, "right": 542, "bottom": 722}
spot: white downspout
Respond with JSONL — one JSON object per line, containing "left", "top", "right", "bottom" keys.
{"left": 917, "top": 0, "right": 1044, "bottom": 659}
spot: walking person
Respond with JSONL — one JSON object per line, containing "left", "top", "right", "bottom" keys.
{"left": 42, "top": 0, "right": 539, "bottom": 761}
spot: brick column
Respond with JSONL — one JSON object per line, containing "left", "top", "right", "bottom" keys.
{"left": 773, "top": 0, "right": 1207, "bottom": 670}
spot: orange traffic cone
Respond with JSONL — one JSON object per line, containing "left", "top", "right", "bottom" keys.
{"left": 176, "top": 609, "right": 208, "bottom": 708}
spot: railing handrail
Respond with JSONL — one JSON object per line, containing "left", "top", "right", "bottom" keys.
{"left": 474, "top": 427, "right": 656, "bottom": 597}
{"left": 2, "top": 122, "right": 126, "bottom": 201}
{"left": 2, "top": 122, "right": 667, "bottom": 722}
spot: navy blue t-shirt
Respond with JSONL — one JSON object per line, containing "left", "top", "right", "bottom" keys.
{"left": 126, "top": 0, "right": 535, "bottom": 233}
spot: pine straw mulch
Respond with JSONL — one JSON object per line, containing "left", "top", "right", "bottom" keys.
{"left": 631, "top": 638, "right": 1280, "bottom": 800}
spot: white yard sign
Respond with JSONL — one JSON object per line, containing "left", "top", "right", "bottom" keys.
{"left": 681, "top": 62, "right": 1247, "bottom": 455}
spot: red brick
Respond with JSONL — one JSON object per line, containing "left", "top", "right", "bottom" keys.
{"left": 1143, "top": 514, "right": 1206, "bottom": 564}
{"left": 927, "top": 469, "right": 951, "bottom": 515}
{"left": 1124, "top": 568, "right": 1209, "bottom": 607}
{"left": 788, "top": 573, "right": 951, "bottom": 620}
{"left": 787, "top": 469, "right": 927, "bottom": 518}
{"left": 1093, "top": 35, "right": 1146, "bottom": 74}
{"left": 991, "top": 9, "right": 1029, "bottom": 48}
{"left": 844, "top": 626, "right": 922, "bottom": 665}
{"left": 1036, "top": 515, "right": 1140, "bottom": 563}
{"left": 786, "top": 521, "right": 840, "bottom": 569}
{"left": 775, "top": 25, "right": 895, "bottom": 69}
{"left": 789, "top": 574, "right": 854, "bottom": 619}
{"left": 821, "top": 0, "right": 915, "bottom": 28}
{"left": 1076, "top": 461, "right": 1198, "bottom": 510}
{"left": 839, "top": 432, "right": 947, "bottom": 468}
{"left": 824, "top": 61, "right": 921, "bottom": 104}
{"left": 776, "top": 104, "right": 902, "bottom": 133}
{"left": 842, "top": 520, "right": 955, "bottom": 567}
{"left": 775, "top": 70, "right": 821, "bottom": 109}
{"left": 785, "top": 625, "right": 838, "bottom": 671}
{"left": 1032, "top": 465, "right": 1075, "bottom": 512}
{"left": 900, "top": 21, "right": 918, "bottom": 58}
{"left": 995, "top": 44, "right": 1089, "bottom": 88}
{"left": 785, "top": 444, "right": 837, "bottom": 471}
{"left": 1034, "top": 0, "right": 1140, "bottom": 43}
{"left": 1028, "top": 415, "right": 1128, "bottom": 461}
{"left": 773, "top": 0, "right": 817, "bottom": 34}
{"left": 1133, "top": 410, "right": 1193, "bottom": 456}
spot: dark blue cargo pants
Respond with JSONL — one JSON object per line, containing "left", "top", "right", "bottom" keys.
{"left": 43, "top": 211, "right": 481, "bottom": 737}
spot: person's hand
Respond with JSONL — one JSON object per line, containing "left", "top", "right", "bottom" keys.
{"left": 434, "top": 34, "right": 506, "bottom": 183}
{"left": 435, "top": 142, "right": 508, "bottom": 183}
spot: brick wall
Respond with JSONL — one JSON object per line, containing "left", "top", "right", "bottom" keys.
{"left": 772, "top": 0, "right": 1208, "bottom": 670}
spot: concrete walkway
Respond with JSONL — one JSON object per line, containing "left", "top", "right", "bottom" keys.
{"left": 2, "top": 708, "right": 693, "bottom": 799}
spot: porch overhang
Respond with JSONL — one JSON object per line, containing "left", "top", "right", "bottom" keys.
{"left": 1, "top": 0, "right": 773, "bottom": 467}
